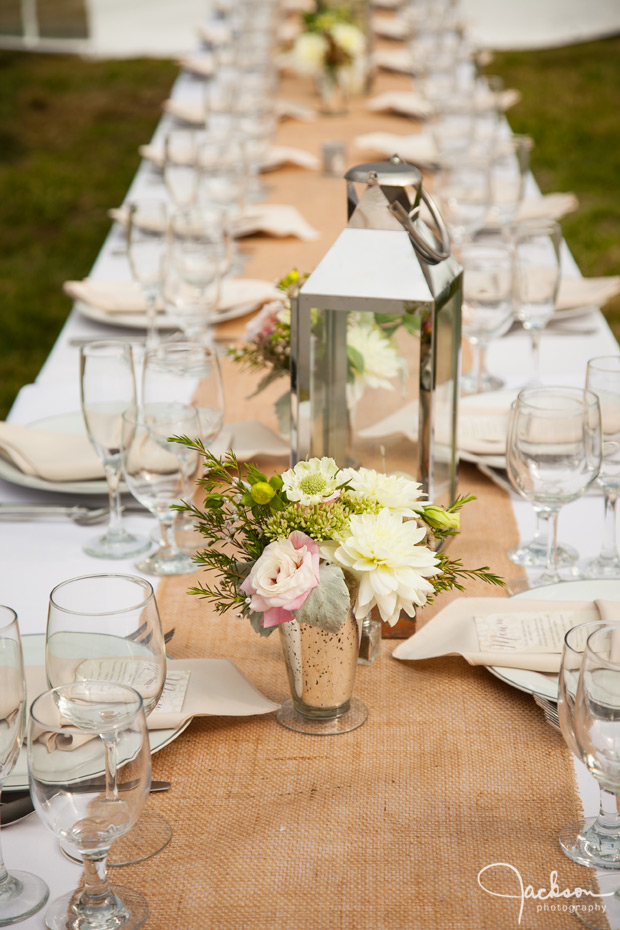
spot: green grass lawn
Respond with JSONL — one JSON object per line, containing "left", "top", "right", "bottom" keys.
{"left": 0, "top": 51, "right": 176, "bottom": 418}
{"left": 0, "top": 39, "right": 619, "bottom": 419}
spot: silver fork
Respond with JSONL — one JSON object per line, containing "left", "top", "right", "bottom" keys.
{"left": 533, "top": 694, "right": 561, "bottom": 732}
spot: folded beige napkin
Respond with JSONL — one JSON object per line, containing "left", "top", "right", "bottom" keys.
{"left": 197, "top": 22, "right": 231, "bottom": 46}
{"left": 177, "top": 53, "right": 215, "bottom": 77}
{"left": 391, "top": 597, "right": 620, "bottom": 673}
{"left": 516, "top": 192, "right": 579, "bottom": 223}
{"left": 354, "top": 131, "right": 437, "bottom": 167}
{"left": 108, "top": 205, "right": 166, "bottom": 234}
{"left": 367, "top": 92, "right": 432, "bottom": 120}
{"left": 64, "top": 278, "right": 281, "bottom": 316}
{"left": 139, "top": 142, "right": 319, "bottom": 173}
{"left": 556, "top": 275, "right": 620, "bottom": 312}
{"left": 163, "top": 97, "right": 204, "bottom": 126}
{"left": 373, "top": 48, "right": 417, "bottom": 75}
{"left": 275, "top": 99, "right": 316, "bottom": 122}
{"left": 0, "top": 421, "right": 104, "bottom": 482}
{"left": 457, "top": 402, "right": 511, "bottom": 457}
{"left": 372, "top": 14, "right": 411, "bottom": 40}
{"left": 234, "top": 204, "right": 320, "bottom": 241}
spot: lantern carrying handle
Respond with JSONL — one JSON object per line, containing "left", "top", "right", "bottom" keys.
{"left": 387, "top": 191, "right": 451, "bottom": 265}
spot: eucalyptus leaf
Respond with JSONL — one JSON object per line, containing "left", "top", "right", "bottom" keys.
{"left": 293, "top": 563, "right": 350, "bottom": 633}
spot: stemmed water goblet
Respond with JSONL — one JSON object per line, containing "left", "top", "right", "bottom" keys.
{"left": 506, "top": 386, "right": 602, "bottom": 585}
{"left": 570, "top": 625, "right": 620, "bottom": 928}
{"left": 121, "top": 403, "right": 201, "bottom": 575}
{"left": 512, "top": 218, "right": 562, "bottom": 385}
{"left": 163, "top": 130, "right": 200, "bottom": 209}
{"left": 126, "top": 198, "right": 168, "bottom": 350}
{"left": 435, "top": 153, "right": 492, "bottom": 247}
{"left": 45, "top": 573, "right": 170, "bottom": 867}
{"left": 489, "top": 135, "right": 533, "bottom": 228}
{"left": 585, "top": 356, "right": 620, "bottom": 577}
{"left": 456, "top": 239, "right": 513, "bottom": 395}
{"left": 28, "top": 681, "right": 150, "bottom": 930}
{"left": 558, "top": 620, "right": 620, "bottom": 868}
{"left": 80, "top": 341, "right": 150, "bottom": 560}
{"left": 0, "top": 606, "right": 49, "bottom": 926}
{"left": 142, "top": 342, "right": 225, "bottom": 550}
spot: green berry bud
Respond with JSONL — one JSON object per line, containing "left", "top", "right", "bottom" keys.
{"left": 250, "top": 482, "right": 275, "bottom": 505}
{"left": 424, "top": 505, "right": 460, "bottom": 530}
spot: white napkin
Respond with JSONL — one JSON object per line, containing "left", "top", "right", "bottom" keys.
{"left": 392, "top": 597, "right": 607, "bottom": 673}
{"left": 227, "top": 420, "right": 289, "bottom": 460}
{"left": 457, "top": 403, "right": 511, "bottom": 457}
{"left": 556, "top": 275, "right": 620, "bottom": 312}
{"left": 0, "top": 421, "right": 104, "bottom": 482}
{"left": 63, "top": 278, "right": 281, "bottom": 316}
{"left": 163, "top": 97, "right": 204, "bottom": 126}
{"left": 354, "top": 131, "right": 437, "bottom": 167}
{"left": 234, "top": 204, "right": 320, "bottom": 241}
{"left": 108, "top": 205, "right": 166, "bottom": 234}
{"left": 197, "top": 21, "right": 232, "bottom": 46}
{"left": 516, "top": 192, "right": 579, "bottom": 223}
{"left": 177, "top": 53, "right": 215, "bottom": 77}
{"left": 367, "top": 92, "right": 432, "bottom": 120}
{"left": 276, "top": 99, "right": 316, "bottom": 122}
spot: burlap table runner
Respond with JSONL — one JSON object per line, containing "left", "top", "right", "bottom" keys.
{"left": 118, "top": 50, "right": 595, "bottom": 930}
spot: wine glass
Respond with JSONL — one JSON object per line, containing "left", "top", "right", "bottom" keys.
{"left": 512, "top": 218, "right": 562, "bottom": 385}
{"left": 163, "top": 208, "right": 222, "bottom": 344}
{"left": 0, "top": 606, "right": 49, "bottom": 926}
{"left": 126, "top": 198, "right": 168, "bottom": 350}
{"left": 506, "top": 386, "right": 602, "bottom": 585}
{"left": 435, "top": 153, "right": 492, "bottom": 246}
{"left": 570, "top": 625, "right": 620, "bottom": 927}
{"left": 80, "top": 341, "right": 150, "bottom": 560}
{"left": 121, "top": 403, "right": 201, "bottom": 575}
{"left": 557, "top": 620, "right": 620, "bottom": 868}
{"left": 142, "top": 342, "right": 225, "bottom": 549}
{"left": 163, "top": 130, "right": 200, "bottom": 209}
{"left": 456, "top": 239, "right": 514, "bottom": 395}
{"left": 489, "top": 135, "right": 533, "bottom": 227}
{"left": 585, "top": 356, "right": 620, "bottom": 577}
{"left": 28, "top": 681, "right": 150, "bottom": 930}
{"left": 46, "top": 573, "right": 170, "bottom": 867}
{"left": 508, "top": 505, "right": 579, "bottom": 570}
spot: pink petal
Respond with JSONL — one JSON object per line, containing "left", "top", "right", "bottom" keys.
{"left": 261, "top": 606, "right": 293, "bottom": 628}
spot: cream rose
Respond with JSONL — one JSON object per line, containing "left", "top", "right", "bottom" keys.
{"left": 241, "top": 531, "right": 320, "bottom": 628}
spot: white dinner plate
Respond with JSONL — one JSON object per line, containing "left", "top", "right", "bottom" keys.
{"left": 487, "top": 579, "right": 620, "bottom": 700}
{"left": 0, "top": 413, "right": 111, "bottom": 496}
{"left": 75, "top": 298, "right": 260, "bottom": 332}
{"left": 4, "top": 634, "right": 191, "bottom": 791}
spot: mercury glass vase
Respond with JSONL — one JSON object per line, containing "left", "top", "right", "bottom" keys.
{"left": 277, "top": 609, "right": 368, "bottom": 734}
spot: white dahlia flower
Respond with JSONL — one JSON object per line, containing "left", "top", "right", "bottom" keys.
{"left": 346, "top": 321, "right": 401, "bottom": 402}
{"left": 340, "top": 467, "right": 426, "bottom": 518}
{"left": 292, "top": 32, "right": 328, "bottom": 76}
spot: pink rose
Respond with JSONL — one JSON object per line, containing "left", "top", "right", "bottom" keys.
{"left": 241, "top": 531, "right": 320, "bottom": 628}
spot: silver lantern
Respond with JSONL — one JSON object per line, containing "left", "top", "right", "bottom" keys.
{"left": 290, "top": 156, "right": 462, "bottom": 502}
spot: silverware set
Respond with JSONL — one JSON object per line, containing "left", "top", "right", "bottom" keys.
{"left": 533, "top": 694, "right": 560, "bottom": 732}
{"left": 0, "top": 503, "right": 149, "bottom": 525}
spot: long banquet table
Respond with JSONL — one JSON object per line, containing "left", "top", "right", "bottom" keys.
{"left": 2, "top": 21, "right": 620, "bottom": 930}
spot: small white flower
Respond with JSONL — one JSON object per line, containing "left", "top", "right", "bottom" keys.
{"left": 282, "top": 457, "right": 341, "bottom": 505}
{"left": 331, "top": 22, "right": 366, "bottom": 59}
{"left": 341, "top": 467, "right": 426, "bottom": 519}
{"left": 292, "top": 32, "right": 328, "bottom": 76}
{"left": 330, "top": 508, "right": 440, "bottom": 625}
{"left": 346, "top": 320, "right": 401, "bottom": 402}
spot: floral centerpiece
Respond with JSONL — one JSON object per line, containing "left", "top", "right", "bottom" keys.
{"left": 291, "top": 2, "right": 368, "bottom": 113}
{"left": 176, "top": 449, "right": 503, "bottom": 732}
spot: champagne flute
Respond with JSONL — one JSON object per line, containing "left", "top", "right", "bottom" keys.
{"left": 585, "top": 356, "right": 620, "bottom": 577}
{"left": 512, "top": 218, "right": 562, "bottom": 385}
{"left": 46, "top": 573, "right": 170, "bottom": 867}
{"left": 28, "top": 682, "right": 150, "bottom": 930}
{"left": 80, "top": 342, "right": 150, "bottom": 560}
{"left": 142, "top": 342, "right": 225, "bottom": 550}
{"left": 0, "top": 606, "right": 49, "bottom": 926}
{"left": 506, "top": 386, "right": 602, "bottom": 585}
{"left": 558, "top": 620, "right": 620, "bottom": 868}
{"left": 126, "top": 198, "right": 168, "bottom": 350}
{"left": 121, "top": 403, "right": 201, "bottom": 575}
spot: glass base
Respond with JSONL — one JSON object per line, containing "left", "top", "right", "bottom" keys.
{"left": 276, "top": 698, "right": 368, "bottom": 735}
{"left": 61, "top": 811, "right": 172, "bottom": 868}
{"left": 508, "top": 538, "right": 579, "bottom": 568}
{"left": 45, "top": 885, "right": 148, "bottom": 930}
{"left": 569, "top": 873, "right": 620, "bottom": 930}
{"left": 135, "top": 547, "right": 196, "bottom": 576}
{"left": 0, "top": 872, "right": 49, "bottom": 927}
{"left": 560, "top": 817, "right": 620, "bottom": 869}
{"left": 460, "top": 371, "right": 504, "bottom": 395}
{"left": 582, "top": 556, "right": 620, "bottom": 579}
{"left": 83, "top": 529, "right": 150, "bottom": 561}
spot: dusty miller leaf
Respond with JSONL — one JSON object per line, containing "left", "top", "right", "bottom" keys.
{"left": 294, "top": 563, "right": 350, "bottom": 633}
